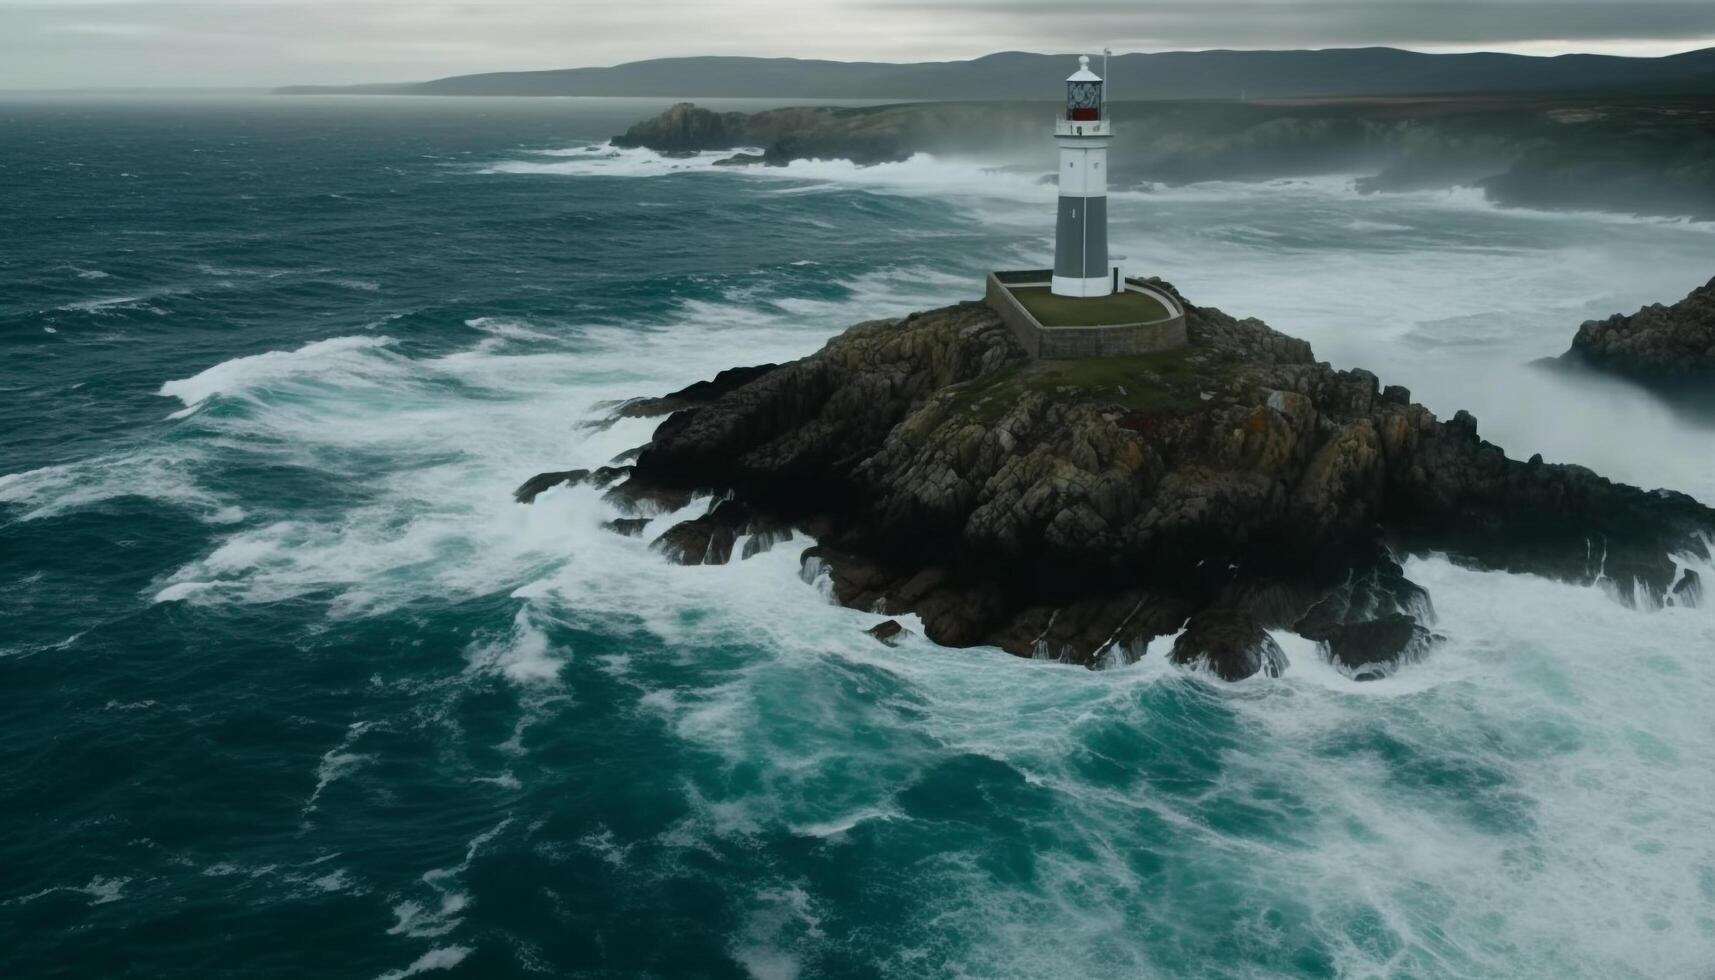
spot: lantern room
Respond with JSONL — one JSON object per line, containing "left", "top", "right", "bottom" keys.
{"left": 1066, "top": 55, "right": 1103, "bottom": 121}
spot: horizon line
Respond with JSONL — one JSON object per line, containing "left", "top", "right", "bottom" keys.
{"left": 3, "top": 42, "right": 1712, "bottom": 93}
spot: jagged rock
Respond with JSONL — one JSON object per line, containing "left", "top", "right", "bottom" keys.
{"left": 651, "top": 499, "right": 752, "bottom": 565}
{"left": 514, "top": 469, "right": 590, "bottom": 504}
{"left": 1672, "top": 569, "right": 1703, "bottom": 606}
{"left": 653, "top": 520, "right": 737, "bottom": 565}
{"left": 1293, "top": 559, "right": 1433, "bottom": 639}
{"left": 603, "top": 101, "right": 1715, "bottom": 220}
{"left": 740, "top": 525, "right": 794, "bottom": 560}
{"left": 1317, "top": 614, "right": 1444, "bottom": 681}
{"left": 713, "top": 152, "right": 766, "bottom": 167}
{"left": 995, "top": 591, "right": 1189, "bottom": 667}
{"left": 865, "top": 620, "right": 910, "bottom": 646}
{"left": 1560, "top": 276, "right": 1715, "bottom": 389}
{"left": 1170, "top": 610, "right": 1288, "bottom": 681}
{"left": 611, "top": 102, "right": 738, "bottom": 153}
{"left": 611, "top": 102, "right": 917, "bottom": 167}
{"left": 588, "top": 465, "right": 632, "bottom": 489}
{"left": 603, "top": 518, "right": 652, "bottom": 538}
{"left": 583, "top": 287, "right": 1715, "bottom": 680}
{"left": 619, "top": 363, "right": 781, "bottom": 418}
{"left": 602, "top": 481, "right": 695, "bottom": 516}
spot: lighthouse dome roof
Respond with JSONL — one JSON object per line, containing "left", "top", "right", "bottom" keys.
{"left": 1066, "top": 54, "right": 1102, "bottom": 82}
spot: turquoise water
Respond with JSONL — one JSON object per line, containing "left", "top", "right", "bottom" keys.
{"left": 3, "top": 96, "right": 1714, "bottom": 979}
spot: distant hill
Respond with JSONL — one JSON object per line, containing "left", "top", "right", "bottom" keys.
{"left": 278, "top": 47, "right": 1715, "bottom": 100}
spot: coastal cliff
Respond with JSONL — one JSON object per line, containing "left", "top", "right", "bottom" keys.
{"left": 523, "top": 286, "right": 1713, "bottom": 681}
{"left": 1557, "top": 277, "right": 1715, "bottom": 403}
{"left": 612, "top": 99, "right": 1715, "bottom": 220}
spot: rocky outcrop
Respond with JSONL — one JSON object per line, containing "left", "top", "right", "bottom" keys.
{"left": 1316, "top": 615, "right": 1444, "bottom": 681}
{"left": 619, "top": 362, "right": 781, "bottom": 419}
{"left": 603, "top": 518, "right": 652, "bottom": 538}
{"left": 514, "top": 469, "right": 589, "bottom": 504}
{"left": 865, "top": 620, "right": 910, "bottom": 647}
{"left": 612, "top": 103, "right": 921, "bottom": 166}
{"left": 1170, "top": 610, "right": 1288, "bottom": 681}
{"left": 713, "top": 153, "right": 766, "bottom": 167}
{"left": 537, "top": 286, "right": 1713, "bottom": 680}
{"left": 608, "top": 100, "right": 1715, "bottom": 219}
{"left": 513, "top": 465, "right": 630, "bottom": 504}
{"left": 1558, "top": 277, "right": 1715, "bottom": 402}
{"left": 610, "top": 102, "right": 742, "bottom": 154}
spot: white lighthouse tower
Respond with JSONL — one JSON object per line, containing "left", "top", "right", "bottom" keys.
{"left": 1052, "top": 54, "right": 1114, "bottom": 298}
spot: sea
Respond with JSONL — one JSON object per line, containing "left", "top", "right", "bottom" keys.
{"left": 3, "top": 95, "right": 1714, "bottom": 980}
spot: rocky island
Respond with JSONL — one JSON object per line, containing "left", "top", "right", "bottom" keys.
{"left": 520, "top": 284, "right": 1713, "bottom": 682}
{"left": 1553, "top": 276, "right": 1715, "bottom": 411}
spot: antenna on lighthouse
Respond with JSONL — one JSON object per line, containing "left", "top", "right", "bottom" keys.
{"left": 1102, "top": 48, "right": 1111, "bottom": 113}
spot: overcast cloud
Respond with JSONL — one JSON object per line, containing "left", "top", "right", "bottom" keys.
{"left": 2, "top": 0, "right": 1712, "bottom": 89}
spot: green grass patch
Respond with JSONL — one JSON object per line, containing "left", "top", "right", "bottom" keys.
{"left": 1029, "top": 348, "right": 1212, "bottom": 412}
{"left": 946, "top": 348, "right": 1220, "bottom": 420}
{"left": 1011, "top": 287, "right": 1171, "bottom": 328}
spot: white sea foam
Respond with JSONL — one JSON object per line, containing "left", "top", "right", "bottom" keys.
{"left": 374, "top": 946, "right": 471, "bottom": 980}
{"left": 5, "top": 875, "right": 129, "bottom": 907}
{"left": 465, "top": 608, "right": 565, "bottom": 685}
{"left": 0, "top": 449, "right": 227, "bottom": 522}
{"left": 58, "top": 289, "right": 181, "bottom": 314}
{"left": 464, "top": 316, "right": 556, "bottom": 343}
{"left": 482, "top": 144, "right": 761, "bottom": 178}
{"left": 388, "top": 819, "right": 510, "bottom": 940}
{"left": 157, "top": 335, "right": 399, "bottom": 414}
{"left": 303, "top": 720, "right": 376, "bottom": 817}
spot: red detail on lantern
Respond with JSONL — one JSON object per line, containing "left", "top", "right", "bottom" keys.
{"left": 1069, "top": 107, "right": 1100, "bottom": 121}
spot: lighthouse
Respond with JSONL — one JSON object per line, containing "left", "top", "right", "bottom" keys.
{"left": 983, "top": 53, "right": 1186, "bottom": 358}
{"left": 1052, "top": 54, "right": 1113, "bottom": 298}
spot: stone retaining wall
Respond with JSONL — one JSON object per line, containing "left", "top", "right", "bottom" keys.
{"left": 984, "top": 272, "right": 1188, "bottom": 360}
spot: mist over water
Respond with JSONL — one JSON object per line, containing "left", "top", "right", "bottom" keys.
{"left": 2, "top": 97, "right": 1713, "bottom": 979}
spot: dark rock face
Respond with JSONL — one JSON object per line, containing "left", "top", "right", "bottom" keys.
{"left": 612, "top": 103, "right": 913, "bottom": 166}
{"left": 648, "top": 498, "right": 793, "bottom": 565}
{"left": 1169, "top": 610, "right": 1287, "bottom": 681}
{"left": 713, "top": 152, "right": 766, "bottom": 167}
{"left": 1559, "top": 277, "right": 1715, "bottom": 398}
{"left": 620, "top": 362, "right": 781, "bottom": 419}
{"left": 1317, "top": 614, "right": 1444, "bottom": 681}
{"left": 514, "top": 469, "right": 590, "bottom": 504}
{"left": 651, "top": 499, "right": 749, "bottom": 565}
{"left": 603, "top": 518, "right": 652, "bottom": 538}
{"left": 611, "top": 102, "right": 738, "bottom": 153}
{"left": 605, "top": 100, "right": 1715, "bottom": 220}
{"left": 865, "top": 620, "right": 910, "bottom": 647}
{"left": 1672, "top": 569, "right": 1703, "bottom": 606}
{"left": 567, "top": 285, "right": 1713, "bottom": 679}
{"left": 602, "top": 481, "right": 694, "bottom": 516}
{"left": 588, "top": 466, "right": 632, "bottom": 489}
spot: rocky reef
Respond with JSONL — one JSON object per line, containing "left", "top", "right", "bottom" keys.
{"left": 1555, "top": 276, "right": 1715, "bottom": 407}
{"left": 611, "top": 101, "right": 1023, "bottom": 167}
{"left": 522, "top": 287, "right": 1713, "bottom": 681}
{"left": 610, "top": 98, "right": 1715, "bottom": 220}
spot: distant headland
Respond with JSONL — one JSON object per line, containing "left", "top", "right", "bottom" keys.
{"left": 608, "top": 98, "right": 1715, "bottom": 221}
{"left": 275, "top": 47, "right": 1715, "bottom": 99}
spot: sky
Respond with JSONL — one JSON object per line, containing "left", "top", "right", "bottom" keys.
{"left": 2, "top": 0, "right": 1713, "bottom": 89}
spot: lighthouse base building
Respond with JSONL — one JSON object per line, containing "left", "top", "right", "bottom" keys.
{"left": 985, "top": 53, "right": 1186, "bottom": 360}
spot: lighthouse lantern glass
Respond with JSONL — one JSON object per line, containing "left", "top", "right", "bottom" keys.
{"left": 1067, "top": 81, "right": 1102, "bottom": 121}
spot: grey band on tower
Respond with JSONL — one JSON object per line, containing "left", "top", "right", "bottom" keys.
{"left": 1054, "top": 195, "right": 1108, "bottom": 279}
